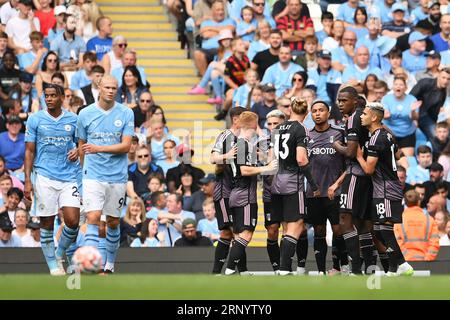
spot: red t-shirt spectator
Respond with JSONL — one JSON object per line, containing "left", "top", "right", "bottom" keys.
{"left": 35, "top": 9, "right": 56, "bottom": 37}
{"left": 276, "top": 15, "right": 314, "bottom": 51}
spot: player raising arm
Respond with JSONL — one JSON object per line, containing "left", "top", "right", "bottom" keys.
{"left": 77, "top": 75, "right": 134, "bottom": 274}
{"left": 24, "top": 84, "right": 80, "bottom": 275}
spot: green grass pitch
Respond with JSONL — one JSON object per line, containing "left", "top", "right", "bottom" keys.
{"left": 1, "top": 274, "right": 450, "bottom": 299}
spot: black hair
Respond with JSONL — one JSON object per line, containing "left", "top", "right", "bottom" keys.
{"left": 321, "top": 11, "right": 334, "bottom": 21}
{"left": 43, "top": 83, "right": 65, "bottom": 96}
{"left": 354, "top": 6, "right": 368, "bottom": 24}
{"left": 7, "top": 187, "right": 23, "bottom": 201}
{"left": 91, "top": 65, "right": 105, "bottom": 74}
{"left": 291, "top": 71, "right": 308, "bottom": 85}
{"left": 138, "top": 218, "right": 159, "bottom": 244}
{"left": 229, "top": 106, "right": 246, "bottom": 119}
{"left": 42, "top": 51, "right": 60, "bottom": 72}
{"left": 436, "top": 182, "right": 448, "bottom": 192}
{"left": 121, "top": 66, "right": 145, "bottom": 91}
{"left": 417, "top": 145, "right": 432, "bottom": 155}
{"left": 150, "top": 105, "right": 167, "bottom": 125}
{"left": 150, "top": 191, "right": 165, "bottom": 207}
{"left": 339, "top": 85, "right": 359, "bottom": 98}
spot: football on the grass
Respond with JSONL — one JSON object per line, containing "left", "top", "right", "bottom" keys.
{"left": 72, "top": 246, "right": 103, "bottom": 274}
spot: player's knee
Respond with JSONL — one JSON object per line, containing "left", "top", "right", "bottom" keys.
{"left": 314, "top": 225, "right": 326, "bottom": 237}
{"left": 266, "top": 224, "right": 279, "bottom": 240}
{"left": 39, "top": 217, "right": 54, "bottom": 230}
{"left": 106, "top": 217, "right": 120, "bottom": 229}
{"left": 220, "top": 229, "right": 233, "bottom": 240}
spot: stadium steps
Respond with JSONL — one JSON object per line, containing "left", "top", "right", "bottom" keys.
{"left": 97, "top": 0, "right": 268, "bottom": 247}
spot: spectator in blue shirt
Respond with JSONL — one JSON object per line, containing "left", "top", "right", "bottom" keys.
{"left": 402, "top": 31, "right": 428, "bottom": 75}
{"left": 70, "top": 51, "right": 97, "bottom": 91}
{"left": 197, "top": 198, "right": 219, "bottom": 243}
{"left": 346, "top": 6, "right": 369, "bottom": 39}
{"left": 236, "top": 6, "right": 256, "bottom": 43}
{"left": 0, "top": 116, "right": 25, "bottom": 171}
{"left": 381, "top": 3, "right": 412, "bottom": 39}
{"left": 406, "top": 145, "right": 433, "bottom": 185}
{"left": 331, "top": 29, "right": 356, "bottom": 72}
{"left": 111, "top": 50, "right": 147, "bottom": 88}
{"left": 382, "top": 76, "right": 420, "bottom": 157}
{"left": 130, "top": 218, "right": 163, "bottom": 247}
{"left": 17, "top": 31, "right": 46, "bottom": 78}
{"left": 336, "top": 0, "right": 365, "bottom": 25}
{"left": 342, "top": 45, "right": 383, "bottom": 87}
{"left": 410, "top": 0, "right": 430, "bottom": 25}
{"left": 262, "top": 45, "right": 304, "bottom": 97}
{"left": 315, "top": 11, "right": 334, "bottom": 45}
{"left": 50, "top": 14, "right": 86, "bottom": 71}
{"left": 86, "top": 16, "right": 113, "bottom": 61}
{"left": 233, "top": 68, "right": 258, "bottom": 108}
{"left": 372, "top": 0, "right": 395, "bottom": 24}
{"left": 0, "top": 218, "right": 21, "bottom": 248}
{"left": 429, "top": 14, "right": 450, "bottom": 53}
{"left": 8, "top": 72, "right": 38, "bottom": 113}
{"left": 194, "top": 1, "right": 235, "bottom": 76}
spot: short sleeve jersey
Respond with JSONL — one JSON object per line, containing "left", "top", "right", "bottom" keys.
{"left": 211, "top": 129, "right": 237, "bottom": 201}
{"left": 25, "top": 110, "right": 79, "bottom": 182}
{"left": 345, "top": 108, "right": 370, "bottom": 176}
{"left": 271, "top": 120, "right": 309, "bottom": 195}
{"left": 366, "top": 128, "right": 403, "bottom": 201}
{"left": 307, "top": 125, "right": 345, "bottom": 197}
{"left": 229, "top": 137, "right": 258, "bottom": 208}
{"left": 76, "top": 102, "right": 134, "bottom": 183}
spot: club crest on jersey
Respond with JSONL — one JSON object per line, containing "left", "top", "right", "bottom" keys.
{"left": 64, "top": 125, "right": 72, "bottom": 132}
{"left": 114, "top": 119, "right": 123, "bottom": 127}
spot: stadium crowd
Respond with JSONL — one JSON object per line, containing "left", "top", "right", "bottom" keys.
{"left": 0, "top": 0, "right": 449, "bottom": 274}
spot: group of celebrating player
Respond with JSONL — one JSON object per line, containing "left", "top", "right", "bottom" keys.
{"left": 211, "top": 85, "right": 415, "bottom": 276}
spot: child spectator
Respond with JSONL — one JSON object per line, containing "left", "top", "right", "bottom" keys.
{"left": 70, "top": 51, "right": 97, "bottom": 91}
{"left": 68, "top": 95, "right": 84, "bottom": 114}
{"left": 315, "top": 11, "right": 334, "bottom": 45}
{"left": 236, "top": 6, "right": 256, "bottom": 44}
{"left": 438, "top": 142, "right": 450, "bottom": 179}
{"left": 232, "top": 68, "right": 258, "bottom": 108}
{"left": 17, "top": 31, "right": 47, "bottom": 76}
{"left": 431, "top": 122, "right": 450, "bottom": 161}
{"left": 435, "top": 211, "right": 449, "bottom": 239}
{"left": 294, "top": 35, "right": 318, "bottom": 70}
{"left": 141, "top": 173, "right": 165, "bottom": 212}
{"left": 130, "top": 218, "right": 164, "bottom": 247}
{"left": 406, "top": 145, "right": 433, "bottom": 185}
{"left": 197, "top": 198, "right": 219, "bottom": 242}
{"left": 250, "top": 85, "right": 262, "bottom": 108}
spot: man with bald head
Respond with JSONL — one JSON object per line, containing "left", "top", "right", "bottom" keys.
{"left": 427, "top": 194, "right": 447, "bottom": 217}
{"left": 342, "top": 46, "right": 383, "bottom": 89}
{"left": 77, "top": 74, "right": 135, "bottom": 273}
{"left": 331, "top": 30, "right": 357, "bottom": 72}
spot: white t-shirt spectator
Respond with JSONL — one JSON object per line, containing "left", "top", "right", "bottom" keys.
{"left": 5, "top": 16, "right": 40, "bottom": 50}
{"left": 0, "top": 2, "right": 19, "bottom": 26}
{"left": 20, "top": 234, "right": 41, "bottom": 247}
{"left": 439, "top": 235, "right": 450, "bottom": 246}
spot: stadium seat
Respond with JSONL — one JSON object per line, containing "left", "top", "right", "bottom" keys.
{"left": 308, "top": 4, "right": 323, "bottom": 31}
{"left": 327, "top": 3, "right": 340, "bottom": 17}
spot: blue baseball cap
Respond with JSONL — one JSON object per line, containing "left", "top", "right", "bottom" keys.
{"left": 408, "top": 31, "right": 427, "bottom": 44}
{"left": 391, "top": 3, "right": 406, "bottom": 13}
{"left": 376, "top": 36, "right": 397, "bottom": 56}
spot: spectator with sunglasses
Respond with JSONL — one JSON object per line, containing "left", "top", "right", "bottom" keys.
{"left": 101, "top": 35, "right": 127, "bottom": 75}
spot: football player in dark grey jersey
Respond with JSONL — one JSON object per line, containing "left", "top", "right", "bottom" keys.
{"left": 224, "top": 111, "right": 277, "bottom": 275}
{"left": 307, "top": 100, "right": 349, "bottom": 275}
{"left": 357, "top": 103, "right": 414, "bottom": 276}
{"left": 210, "top": 107, "right": 245, "bottom": 274}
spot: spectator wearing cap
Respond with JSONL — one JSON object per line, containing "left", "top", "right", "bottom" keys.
{"left": 307, "top": 50, "right": 342, "bottom": 107}
{"left": 342, "top": 46, "right": 383, "bottom": 89}
{"left": 430, "top": 14, "right": 450, "bottom": 52}
{"left": 251, "top": 83, "right": 277, "bottom": 129}
{"left": 34, "top": 0, "right": 55, "bottom": 37}
{"left": 276, "top": 0, "right": 314, "bottom": 55}
{"left": 110, "top": 50, "right": 147, "bottom": 88}
{"left": 21, "top": 220, "right": 40, "bottom": 247}
{"left": 166, "top": 145, "right": 205, "bottom": 193}
{"left": 184, "top": 173, "right": 216, "bottom": 221}
{"left": 5, "top": 0, "right": 40, "bottom": 54}
{"left": 418, "top": 1, "right": 442, "bottom": 35}
{"left": 375, "top": 35, "right": 397, "bottom": 75}
{"left": 0, "top": 0, "right": 19, "bottom": 28}
{"left": 50, "top": 13, "right": 86, "bottom": 71}
{"left": 416, "top": 50, "right": 442, "bottom": 81}
{"left": 0, "top": 52, "right": 21, "bottom": 101}
{"left": 0, "top": 116, "right": 25, "bottom": 172}
{"left": 8, "top": 72, "right": 38, "bottom": 114}
{"left": 86, "top": 16, "right": 113, "bottom": 61}
{"left": 69, "top": 51, "right": 97, "bottom": 91}
{"left": 372, "top": 0, "right": 399, "bottom": 24}
{"left": 381, "top": 3, "right": 412, "bottom": 39}
{"left": 402, "top": 31, "right": 428, "bottom": 75}
{"left": 251, "top": 29, "right": 282, "bottom": 80}
{"left": 174, "top": 218, "right": 213, "bottom": 247}
{"left": 17, "top": 31, "right": 47, "bottom": 76}
{"left": 261, "top": 45, "right": 303, "bottom": 97}
{"left": 424, "top": 162, "right": 450, "bottom": 206}
{"left": 410, "top": 68, "right": 450, "bottom": 141}
{"left": 0, "top": 218, "right": 21, "bottom": 247}
{"left": 127, "top": 145, "right": 164, "bottom": 199}
{"left": 46, "top": 6, "right": 66, "bottom": 47}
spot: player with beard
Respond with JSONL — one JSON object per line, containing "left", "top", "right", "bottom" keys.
{"left": 307, "top": 100, "right": 349, "bottom": 275}
{"left": 332, "top": 86, "right": 374, "bottom": 274}
{"left": 356, "top": 102, "right": 414, "bottom": 276}
{"left": 224, "top": 111, "right": 277, "bottom": 275}
{"left": 210, "top": 107, "right": 245, "bottom": 274}
{"left": 271, "top": 98, "right": 319, "bottom": 275}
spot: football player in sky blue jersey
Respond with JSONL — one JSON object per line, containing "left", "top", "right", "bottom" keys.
{"left": 24, "top": 84, "right": 81, "bottom": 276}
{"left": 77, "top": 75, "right": 134, "bottom": 273}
